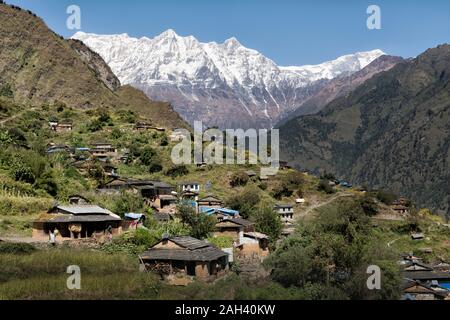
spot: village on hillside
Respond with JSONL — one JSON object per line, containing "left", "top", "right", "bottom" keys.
{"left": 0, "top": 2, "right": 449, "bottom": 302}
{"left": 1, "top": 113, "right": 449, "bottom": 300}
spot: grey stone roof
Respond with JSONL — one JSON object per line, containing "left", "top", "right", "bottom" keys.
{"left": 403, "top": 271, "right": 450, "bottom": 281}
{"left": 140, "top": 237, "right": 227, "bottom": 262}
{"left": 170, "top": 236, "right": 208, "bottom": 250}
{"left": 274, "top": 204, "right": 294, "bottom": 209}
{"left": 44, "top": 214, "right": 121, "bottom": 223}
{"left": 50, "top": 205, "right": 113, "bottom": 216}
{"left": 198, "top": 195, "right": 222, "bottom": 203}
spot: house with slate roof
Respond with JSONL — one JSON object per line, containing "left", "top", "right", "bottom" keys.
{"left": 139, "top": 236, "right": 228, "bottom": 282}
{"left": 32, "top": 205, "right": 122, "bottom": 240}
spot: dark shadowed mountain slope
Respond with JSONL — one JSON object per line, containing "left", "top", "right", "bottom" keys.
{"left": 279, "top": 44, "right": 450, "bottom": 214}
{"left": 277, "top": 55, "right": 404, "bottom": 126}
{"left": 0, "top": 4, "right": 188, "bottom": 129}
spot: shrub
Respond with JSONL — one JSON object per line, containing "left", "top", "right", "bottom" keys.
{"left": 376, "top": 190, "right": 397, "bottom": 205}
{"left": 359, "top": 195, "right": 378, "bottom": 216}
{"left": 140, "top": 147, "right": 156, "bottom": 166}
{"left": 34, "top": 171, "right": 58, "bottom": 197}
{"left": 116, "top": 110, "right": 137, "bottom": 123}
{"left": 86, "top": 119, "right": 103, "bottom": 132}
{"left": 177, "top": 202, "right": 216, "bottom": 239}
{"left": 112, "top": 192, "right": 145, "bottom": 218}
{"left": 166, "top": 165, "right": 188, "bottom": 178}
{"left": 317, "top": 180, "right": 335, "bottom": 194}
{"left": 148, "top": 157, "right": 163, "bottom": 173}
{"left": 226, "top": 186, "right": 261, "bottom": 219}
{"left": 271, "top": 182, "right": 293, "bottom": 199}
{"left": 230, "top": 172, "right": 249, "bottom": 187}
{"left": 253, "top": 205, "right": 283, "bottom": 241}
{"left": 98, "top": 109, "right": 111, "bottom": 124}
{"left": 0, "top": 242, "right": 36, "bottom": 254}
{"left": 0, "top": 83, "right": 14, "bottom": 98}
{"left": 207, "top": 236, "right": 234, "bottom": 248}
{"left": 10, "top": 161, "right": 35, "bottom": 184}
{"left": 110, "top": 128, "right": 122, "bottom": 140}
{"left": 160, "top": 134, "right": 169, "bottom": 146}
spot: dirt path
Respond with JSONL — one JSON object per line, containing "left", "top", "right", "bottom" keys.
{"left": 298, "top": 192, "right": 353, "bottom": 218}
{"left": 0, "top": 107, "right": 37, "bottom": 126}
{"left": 0, "top": 236, "right": 43, "bottom": 244}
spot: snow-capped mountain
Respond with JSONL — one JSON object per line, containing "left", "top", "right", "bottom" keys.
{"left": 72, "top": 30, "right": 385, "bottom": 129}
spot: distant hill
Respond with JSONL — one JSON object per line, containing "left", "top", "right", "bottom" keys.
{"left": 279, "top": 44, "right": 450, "bottom": 214}
{"left": 0, "top": 4, "right": 188, "bottom": 129}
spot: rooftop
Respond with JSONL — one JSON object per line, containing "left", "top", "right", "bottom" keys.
{"left": 140, "top": 236, "right": 227, "bottom": 262}
{"left": 198, "top": 195, "right": 222, "bottom": 203}
{"left": 49, "top": 205, "right": 113, "bottom": 216}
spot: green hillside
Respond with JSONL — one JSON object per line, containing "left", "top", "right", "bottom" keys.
{"left": 279, "top": 44, "right": 450, "bottom": 215}
{"left": 0, "top": 4, "right": 187, "bottom": 130}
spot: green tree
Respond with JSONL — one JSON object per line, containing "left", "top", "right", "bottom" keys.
{"left": 140, "top": 146, "right": 156, "bottom": 166}
{"left": 226, "top": 186, "right": 261, "bottom": 219}
{"left": 253, "top": 205, "right": 283, "bottom": 241}
{"left": 177, "top": 201, "right": 216, "bottom": 239}
{"left": 112, "top": 192, "right": 145, "bottom": 217}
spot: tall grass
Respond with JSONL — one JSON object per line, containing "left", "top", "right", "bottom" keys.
{"left": 0, "top": 249, "right": 160, "bottom": 300}
{"left": 0, "top": 195, "right": 53, "bottom": 216}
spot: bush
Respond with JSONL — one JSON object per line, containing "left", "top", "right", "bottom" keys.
{"left": 140, "top": 147, "right": 156, "bottom": 166}
{"left": 226, "top": 186, "right": 261, "bottom": 219}
{"left": 86, "top": 119, "right": 103, "bottom": 132}
{"left": 359, "top": 195, "right": 378, "bottom": 216}
{"left": 10, "top": 161, "right": 35, "bottom": 184}
{"left": 230, "top": 172, "right": 249, "bottom": 187}
{"left": 148, "top": 157, "right": 163, "bottom": 173}
{"left": 317, "top": 180, "right": 335, "bottom": 194}
{"left": 160, "top": 135, "right": 169, "bottom": 146}
{"left": 110, "top": 128, "right": 122, "bottom": 140}
{"left": 116, "top": 110, "right": 137, "bottom": 123}
{"left": 0, "top": 242, "right": 36, "bottom": 254}
{"left": 207, "top": 236, "right": 234, "bottom": 248}
{"left": 271, "top": 182, "right": 293, "bottom": 199}
{"left": 112, "top": 192, "right": 145, "bottom": 218}
{"left": 34, "top": 171, "right": 58, "bottom": 197}
{"left": 376, "top": 190, "right": 397, "bottom": 205}
{"left": 177, "top": 202, "right": 216, "bottom": 239}
{"left": 166, "top": 165, "right": 188, "bottom": 178}
{"left": 253, "top": 205, "right": 283, "bottom": 241}
{"left": 0, "top": 83, "right": 14, "bottom": 98}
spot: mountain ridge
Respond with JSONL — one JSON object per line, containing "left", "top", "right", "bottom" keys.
{"left": 73, "top": 30, "right": 385, "bottom": 129}
{"left": 279, "top": 44, "right": 450, "bottom": 214}
{"left": 0, "top": 4, "right": 188, "bottom": 129}
{"left": 276, "top": 55, "right": 405, "bottom": 126}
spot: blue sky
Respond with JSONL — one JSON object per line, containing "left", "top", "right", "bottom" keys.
{"left": 7, "top": 0, "right": 450, "bottom": 65}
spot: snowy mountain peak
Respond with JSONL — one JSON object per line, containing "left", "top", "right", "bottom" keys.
{"left": 155, "top": 28, "right": 181, "bottom": 41}
{"left": 223, "top": 37, "right": 242, "bottom": 48}
{"left": 71, "top": 30, "right": 386, "bottom": 128}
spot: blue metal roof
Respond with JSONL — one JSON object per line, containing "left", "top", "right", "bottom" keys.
{"left": 217, "top": 208, "right": 239, "bottom": 216}
{"left": 199, "top": 207, "right": 216, "bottom": 215}
{"left": 125, "top": 213, "right": 145, "bottom": 220}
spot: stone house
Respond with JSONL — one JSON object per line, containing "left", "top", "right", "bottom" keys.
{"left": 139, "top": 236, "right": 228, "bottom": 282}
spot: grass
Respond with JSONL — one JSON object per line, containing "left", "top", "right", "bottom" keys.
{"left": 0, "top": 248, "right": 161, "bottom": 300}
{"left": 0, "top": 195, "right": 53, "bottom": 216}
{"left": 372, "top": 219, "right": 450, "bottom": 263}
